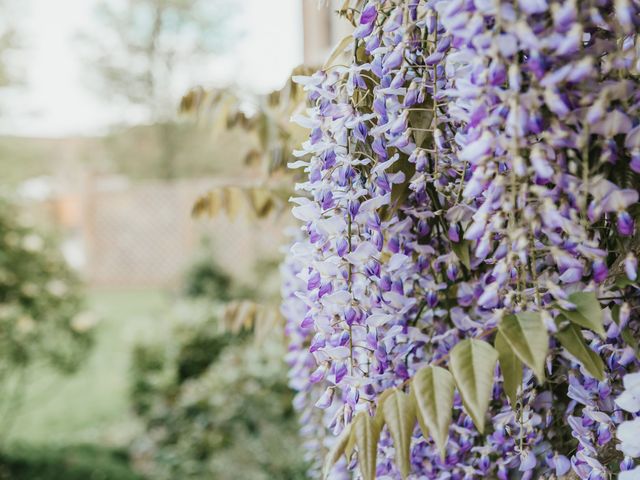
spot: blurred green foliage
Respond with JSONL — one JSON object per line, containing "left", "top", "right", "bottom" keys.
{"left": 0, "top": 123, "right": 251, "bottom": 187}
{"left": 99, "top": 122, "right": 252, "bottom": 180}
{"left": 0, "top": 197, "right": 97, "bottom": 470}
{"left": 182, "top": 250, "right": 233, "bottom": 302}
{"left": 0, "top": 0, "right": 21, "bottom": 90}
{"left": 8, "top": 289, "right": 170, "bottom": 447}
{"left": 0, "top": 198, "right": 92, "bottom": 376}
{"left": 0, "top": 197, "right": 92, "bottom": 379}
{"left": 0, "top": 444, "right": 142, "bottom": 480}
{"left": 129, "top": 298, "right": 307, "bottom": 479}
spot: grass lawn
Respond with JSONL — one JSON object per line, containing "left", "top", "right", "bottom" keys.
{"left": 6, "top": 288, "right": 172, "bottom": 447}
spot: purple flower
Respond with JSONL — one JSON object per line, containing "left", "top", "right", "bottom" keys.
{"left": 618, "top": 211, "right": 635, "bottom": 236}
{"left": 315, "top": 387, "right": 334, "bottom": 409}
{"left": 519, "top": 451, "right": 537, "bottom": 471}
{"left": 360, "top": 2, "right": 377, "bottom": 25}
{"left": 282, "top": 1, "right": 640, "bottom": 477}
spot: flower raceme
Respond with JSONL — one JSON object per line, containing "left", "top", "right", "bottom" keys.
{"left": 281, "top": 0, "right": 640, "bottom": 478}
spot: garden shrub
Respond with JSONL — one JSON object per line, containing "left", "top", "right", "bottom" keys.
{"left": 0, "top": 196, "right": 92, "bottom": 396}
{"left": 0, "top": 444, "right": 141, "bottom": 480}
{"left": 182, "top": 248, "right": 233, "bottom": 302}
{"left": 129, "top": 300, "right": 306, "bottom": 479}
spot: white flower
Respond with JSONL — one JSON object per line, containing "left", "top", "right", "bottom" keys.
{"left": 617, "top": 418, "right": 640, "bottom": 458}
{"left": 291, "top": 199, "right": 321, "bottom": 222}
{"left": 616, "top": 372, "right": 640, "bottom": 413}
{"left": 619, "top": 466, "right": 640, "bottom": 480}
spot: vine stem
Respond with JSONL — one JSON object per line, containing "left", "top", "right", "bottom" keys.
{"left": 347, "top": 212, "right": 354, "bottom": 376}
{"left": 345, "top": 37, "right": 358, "bottom": 377}
{"left": 432, "top": 12, "right": 439, "bottom": 170}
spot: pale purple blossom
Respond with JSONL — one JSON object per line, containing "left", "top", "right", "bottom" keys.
{"left": 282, "top": 0, "right": 640, "bottom": 477}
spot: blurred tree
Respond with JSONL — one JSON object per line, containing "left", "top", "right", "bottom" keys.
{"left": 82, "top": 0, "right": 233, "bottom": 179}
{"left": 99, "top": 121, "right": 250, "bottom": 180}
{"left": 0, "top": 0, "right": 19, "bottom": 89}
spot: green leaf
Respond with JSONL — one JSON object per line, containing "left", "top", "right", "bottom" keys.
{"left": 374, "top": 388, "right": 394, "bottom": 430}
{"left": 494, "top": 331, "right": 522, "bottom": 407}
{"left": 378, "top": 154, "right": 415, "bottom": 222}
{"left": 407, "top": 108, "right": 433, "bottom": 147}
{"left": 451, "top": 240, "right": 471, "bottom": 270}
{"left": 498, "top": 312, "right": 548, "bottom": 382}
{"left": 614, "top": 274, "right": 636, "bottom": 289}
{"left": 561, "top": 292, "right": 605, "bottom": 338}
{"left": 408, "top": 388, "right": 429, "bottom": 451}
{"left": 448, "top": 339, "right": 498, "bottom": 434}
{"left": 411, "top": 365, "right": 455, "bottom": 460}
{"left": 345, "top": 427, "right": 357, "bottom": 463}
{"left": 223, "top": 186, "right": 245, "bottom": 220}
{"left": 354, "top": 411, "right": 381, "bottom": 480}
{"left": 611, "top": 304, "right": 621, "bottom": 324}
{"left": 250, "top": 187, "right": 275, "bottom": 218}
{"left": 382, "top": 389, "right": 415, "bottom": 479}
{"left": 389, "top": 156, "right": 415, "bottom": 214}
{"left": 555, "top": 318, "right": 605, "bottom": 381}
{"left": 323, "top": 423, "right": 353, "bottom": 479}
{"left": 622, "top": 328, "right": 640, "bottom": 355}
{"left": 323, "top": 35, "right": 353, "bottom": 70}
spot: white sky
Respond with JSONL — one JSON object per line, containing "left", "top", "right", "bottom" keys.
{"left": 0, "top": 0, "right": 303, "bottom": 138}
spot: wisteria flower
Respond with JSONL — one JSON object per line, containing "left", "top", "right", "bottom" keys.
{"left": 618, "top": 418, "right": 640, "bottom": 458}
{"left": 617, "top": 373, "right": 640, "bottom": 413}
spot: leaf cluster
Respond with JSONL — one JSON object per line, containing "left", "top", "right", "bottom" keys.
{"left": 129, "top": 300, "right": 306, "bottom": 480}
{"left": 0, "top": 197, "right": 92, "bottom": 375}
{"left": 324, "top": 292, "right": 607, "bottom": 478}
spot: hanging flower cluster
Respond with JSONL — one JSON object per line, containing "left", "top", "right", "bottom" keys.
{"left": 281, "top": 0, "right": 640, "bottom": 478}
{"left": 282, "top": 236, "right": 351, "bottom": 478}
